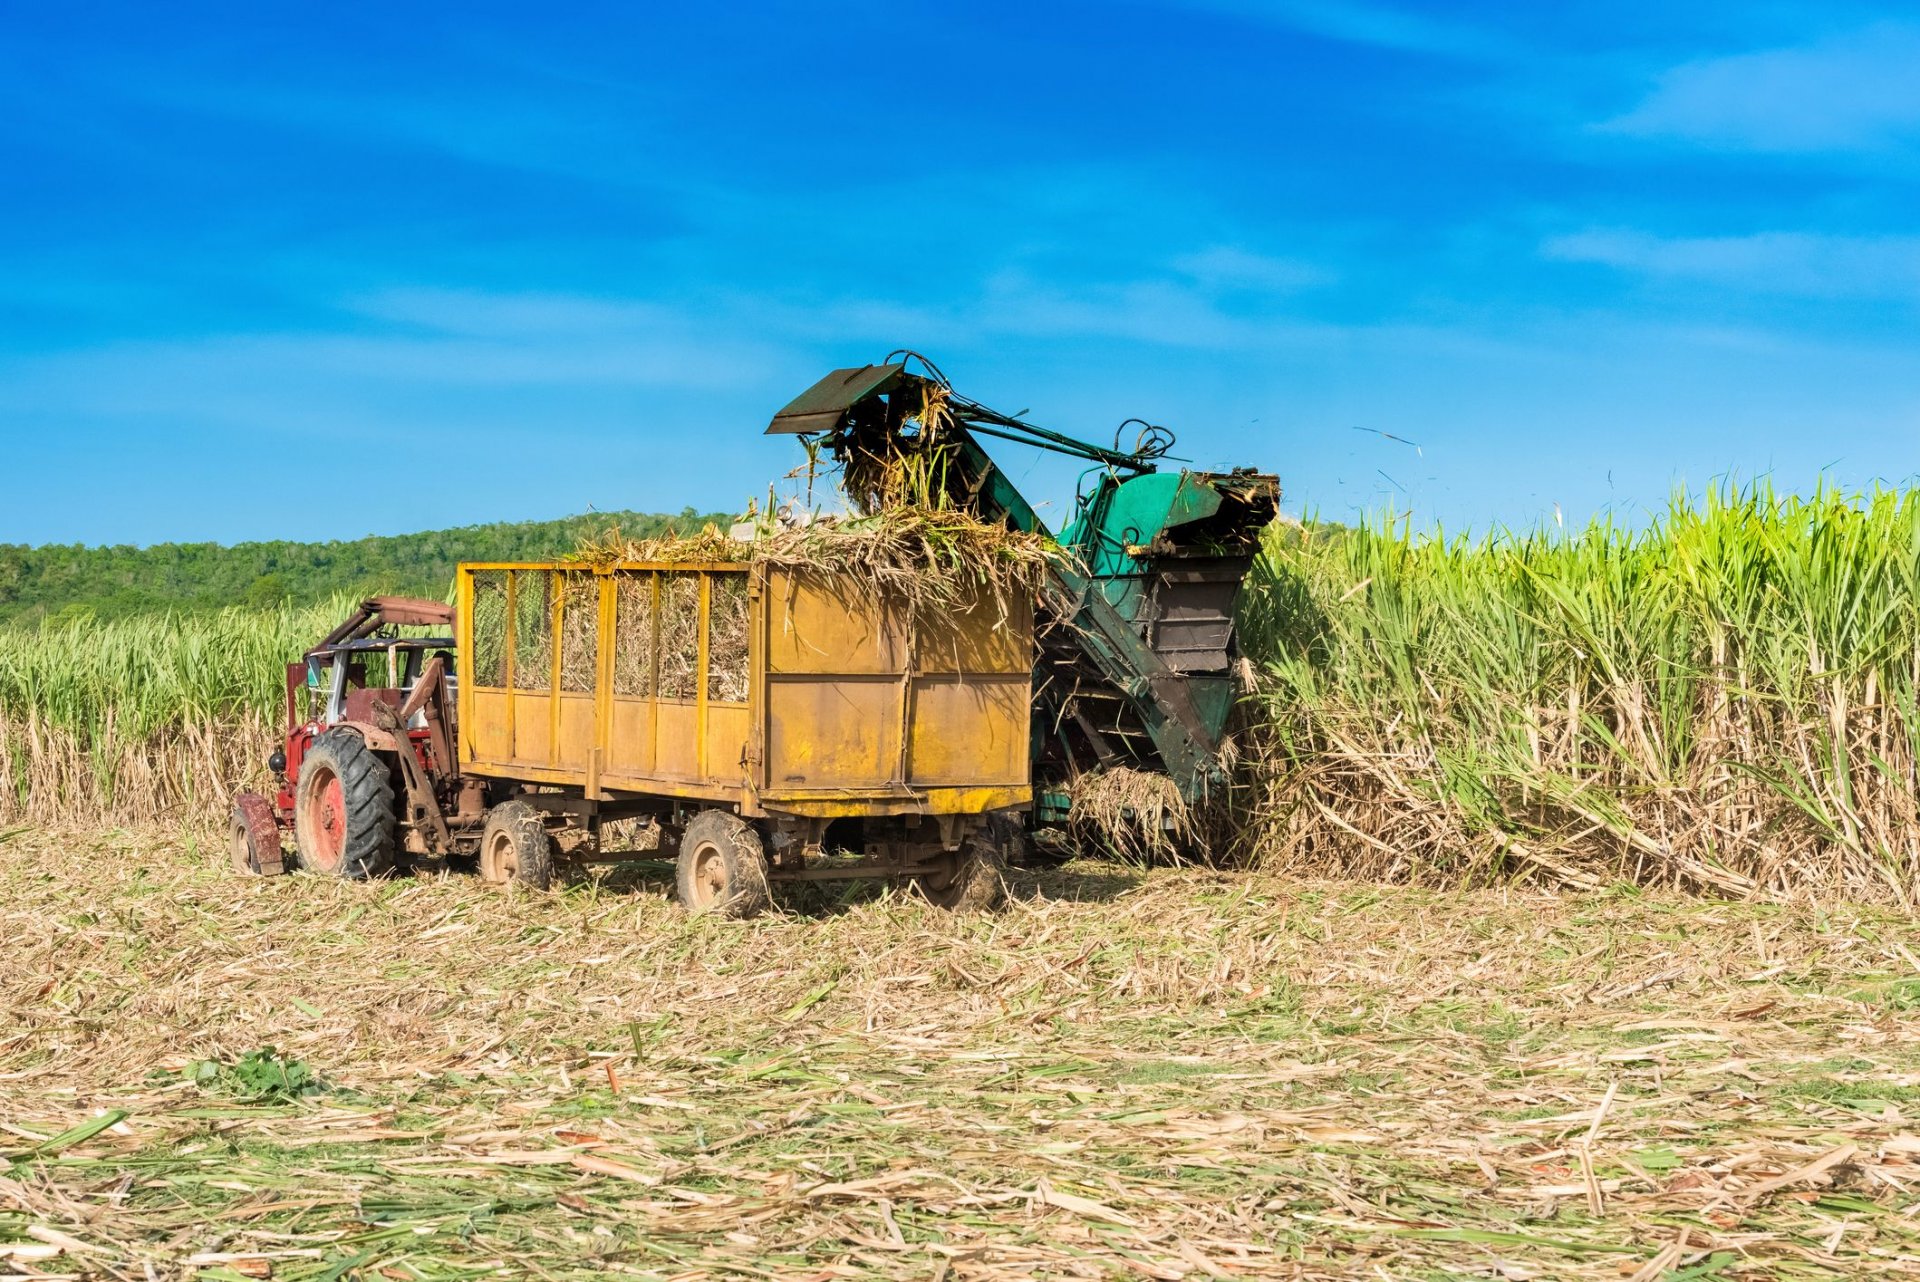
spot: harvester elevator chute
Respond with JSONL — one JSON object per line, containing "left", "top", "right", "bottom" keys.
{"left": 767, "top": 358, "right": 1279, "bottom": 819}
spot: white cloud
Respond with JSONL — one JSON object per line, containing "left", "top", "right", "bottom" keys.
{"left": 1543, "top": 229, "right": 1920, "bottom": 300}
{"left": 1604, "top": 24, "right": 1920, "bottom": 152}
{"left": 975, "top": 271, "right": 1258, "bottom": 347}
{"left": 351, "top": 289, "right": 689, "bottom": 340}
{"left": 0, "top": 293, "right": 801, "bottom": 442}
{"left": 1166, "top": 0, "right": 1517, "bottom": 62}
{"left": 1171, "top": 245, "right": 1332, "bottom": 293}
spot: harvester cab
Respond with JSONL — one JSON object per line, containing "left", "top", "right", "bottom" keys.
{"left": 768, "top": 355, "right": 1279, "bottom": 827}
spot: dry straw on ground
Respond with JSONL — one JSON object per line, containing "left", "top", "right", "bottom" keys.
{"left": 1067, "top": 766, "right": 1198, "bottom": 864}
{"left": 6, "top": 827, "right": 1920, "bottom": 1278}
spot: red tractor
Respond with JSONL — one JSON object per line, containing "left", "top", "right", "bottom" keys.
{"left": 230, "top": 596, "right": 492, "bottom": 880}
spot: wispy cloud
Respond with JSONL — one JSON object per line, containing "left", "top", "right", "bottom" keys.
{"left": 0, "top": 293, "right": 799, "bottom": 438}
{"left": 1166, "top": 0, "right": 1519, "bottom": 62}
{"left": 1603, "top": 23, "right": 1920, "bottom": 152}
{"left": 1170, "top": 245, "right": 1333, "bottom": 293}
{"left": 353, "top": 289, "right": 690, "bottom": 340}
{"left": 1543, "top": 229, "right": 1920, "bottom": 300}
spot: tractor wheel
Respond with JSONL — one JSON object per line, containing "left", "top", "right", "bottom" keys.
{"left": 292, "top": 730, "right": 397, "bottom": 879}
{"left": 910, "top": 817, "right": 1010, "bottom": 912}
{"left": 229, "top": 792, "right": 285, "bottom": 876}
{"left": 479, "top": 799, "right": 554, "bottom": 890}
{"left": 676, "top": 810, "right": 771, "bottom": 918}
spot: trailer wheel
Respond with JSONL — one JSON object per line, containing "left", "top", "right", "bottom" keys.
{"left": 229, "top": 792, "right": 285, "bottom": 876}
{"left": 911, "top": 818, "right": 1010, "bottom": 912}
{"left": 480, "top": 799, "right": 554, "bottom": 890}
{"left": 677, "top": 810, "right": 771, "bottom": 918}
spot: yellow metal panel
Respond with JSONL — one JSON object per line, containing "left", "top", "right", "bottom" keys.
{"left": 511, "top": 691, "right": 552, "bottom": 764}
{"left": 764, "top": 678, "right": 900, "bottom": 788}
{"left": 608, "top": 697, "right": 656, "bottom": 777}
{"left": 548, "top": 572, "right": 565, "bottom": 764}
{"left": 649, "top": 573, "right": 663, "bottom": 695}
{"left": 907, "top": 675, "right": 1031, "bottom": 787}
{"left": 696, "top": 572, "right": 710, "bottom": 779}
{"left": 593, "top": 575, "right": 615, "bottom": 800}
{"left": 913, "top": 593, "right": 1034, "bottom": 676}
{"left": 746, "top": 568, "right": 767, "bottom": 796}
{"left": 757, "top": 784, "right": 1031, "bottom": 817}
{"left": 558, "top": 693, "right": 596, "bottom": 767}
{"left": 503, "top": 571, "right": 518, "bottom": 749}
{"left": 457, "top": 557, "right": 1036, "bottom": 818}
{"left": 704, "top": 704, "right": 751, "bottom": 786}
{"left": 762, "top": 570, "right": 900, "bottom": 674}
{"left": 456, "top": 570, "right": 476, "bottom": 762}
{"left": 467, "top": 688, "right": 510, "bottom": 764}
{"left": 462, "top": 758, "right": 741, "bottom": 805}
{"left": 655, "top": 701, "right": 700, "bottom": 782}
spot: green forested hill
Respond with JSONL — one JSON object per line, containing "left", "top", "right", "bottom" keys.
{"left": 0, "top": 509, "right": 730, "bottom": 623}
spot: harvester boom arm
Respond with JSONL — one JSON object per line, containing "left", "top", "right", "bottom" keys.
{"left": 768, "top": 361, "right": 1277, "bottom": 807}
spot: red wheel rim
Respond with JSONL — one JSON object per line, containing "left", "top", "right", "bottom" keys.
{"left": 302, "top": 766, "right": 347, "bottom": 872}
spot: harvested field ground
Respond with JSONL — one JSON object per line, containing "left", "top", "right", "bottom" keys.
{"left": 5, "top": 829, "right": 1920, "bottom": 1279}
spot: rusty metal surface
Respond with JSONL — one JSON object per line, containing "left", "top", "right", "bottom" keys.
{"left": 320, "top": 720, "right": 401, "bottom": 757}
{"left": 341, "top": 686, "right": 402, "bottom": 725}
{"left": 364, "top": 596, "right": 456, "bottom": 629}
{"left": 1148, "top": 561, "right": 1248, "bottom": 673}
{"left": 397, "top": 653, "right": 457, "bottom": 778}
{"left": 230, "top": 792, "right": 284, "bottom": 875}
{"left": 765, "top": 363, "right": 906, "bottom": 435}
{"left": 314, "top": 596, "right": 455, "bottom": 652}
{"left": 370, "top": 700, "right": 452, "bottom": 853}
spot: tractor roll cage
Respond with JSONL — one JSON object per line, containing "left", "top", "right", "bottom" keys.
{"left": 296, "top": 636, "right": 457, "bottom": 731}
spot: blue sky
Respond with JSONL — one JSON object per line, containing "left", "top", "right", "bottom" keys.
{"left": 3, "top": 1, "right": 1918, "bottom": 545}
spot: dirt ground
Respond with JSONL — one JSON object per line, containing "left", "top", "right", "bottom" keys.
{"left": 4, "top": 826, "right": 1920, "bottom": 1280}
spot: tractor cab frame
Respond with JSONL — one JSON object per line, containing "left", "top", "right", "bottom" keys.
{"left": 299, "top": 635, "right": 456, "bottom": 729}
{"left": 231, "top": 596, "right": 480, "bottom": 878}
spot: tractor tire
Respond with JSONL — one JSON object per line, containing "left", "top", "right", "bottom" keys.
{"left": 479, "top": 799, "right": 554, "bottom": 890}
{"left": 676, "top": 809, "right": 771, "bottom": 918}
{"left": 292, "top": 730, "right": 397, "bottom": 879}
{"left": 229, "top": 792, "right": 285, "bottom": 876}
{"left": 910, "top": 816, "right": 1010, "bottom": 912}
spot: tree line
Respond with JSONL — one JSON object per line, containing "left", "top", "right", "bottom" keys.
{"left": 0, "top": 509, "right": 729, "bottom": 624}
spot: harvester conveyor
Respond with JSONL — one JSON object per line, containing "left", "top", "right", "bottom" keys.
{"left": 769, "top": 356, "right": 1279, "bottom": 822}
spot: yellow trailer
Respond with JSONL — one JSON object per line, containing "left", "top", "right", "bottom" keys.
{"left": 452, "top": 560, "right": 1032, "bottom": 912}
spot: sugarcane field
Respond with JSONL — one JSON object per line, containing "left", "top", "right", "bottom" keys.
{"left": 10, "top": 7, "right": 1920, "bottom": 1280}
{"left": 8, "top": 357, "right": 1920, "bottom": 1280}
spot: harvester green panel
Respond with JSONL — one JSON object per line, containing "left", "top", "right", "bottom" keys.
{"left": 1054, "top": 470, "right": 1261, "bottom": 796}
{"left": 767, "top": 363, "right": 1279, "bottom": 808}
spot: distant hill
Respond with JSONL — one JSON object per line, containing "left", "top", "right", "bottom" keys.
{"left": 0, "top": 509, "right": 732, "bottom": 624}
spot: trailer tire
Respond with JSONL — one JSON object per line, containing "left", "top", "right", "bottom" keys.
{"left": 911, "top": 817, "right": 1010, "bottom": 912}
{"left": 677, "top": 810, "right": 771, "bottom": 918}
{"left": 480, "top": 799, "right": 554, "bottom": 890}
{"left": 293, "top": 730, "right": 396, "bottom": 879}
